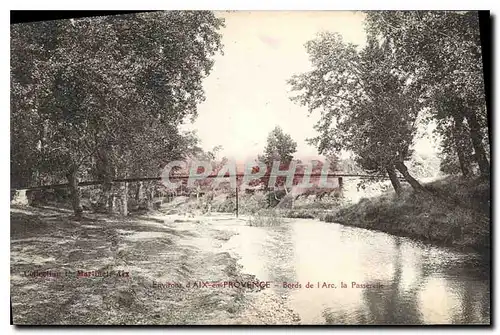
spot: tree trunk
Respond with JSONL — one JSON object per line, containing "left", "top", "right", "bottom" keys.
{"left": 273, "top": 190, "right": 280, "bottom": 201}
{"left": 452, "top": 114, "right": 471, "bottom": 178}
{"left": 102, "top": 177, "right": 115, "bottom": 214}
{"left": 135, "top": 181, "right": 143, "bottom": 201}
{"left": 395, "top": 161, "right": 426, "bottom": 193}
{"left": 386, "top": 166, "right": 403, "bottom": 196}
{"left": 66, "top": 167, "right": 83, "bottom": 218}
{"left": 146, "top": 183, "right": 154, "bottom": 210}
{"left": 465, "top": 111, "right": 490, "bottom": 176}
{"left": 120, "top": 182, "right": 128, "bottom": 216}
{"left": 108, "top": 189, "right": 116, "bottom": 213}
{"left": 96, "top": 145, "right": 116, "bottom": 213}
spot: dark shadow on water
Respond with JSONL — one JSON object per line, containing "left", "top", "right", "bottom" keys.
{"left": 364, "top": 236, "right": 422, "bottom": 325}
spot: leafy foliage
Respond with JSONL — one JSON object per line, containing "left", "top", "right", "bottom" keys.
{"left": 11, "top": 12, "right": 225, "bottom": 215}
{"left": 288, "top": 31, "right": 423, "bottom": 192}
{"left": 288, "top": 11, "right": 489, "bottom": 196}
{"left": 258, "top": 126, "right": 297, "bottom": 166}
{"left": 364, "top": 11, "right": 489, "bottom": 177}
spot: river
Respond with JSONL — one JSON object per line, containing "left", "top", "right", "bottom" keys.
{"left": 214, "top": 216, "right": 490, "bottom": 325}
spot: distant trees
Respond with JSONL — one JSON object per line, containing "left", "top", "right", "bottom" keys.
{"left": 288, "top": 11, "right": 489, "bottom": 197}
{"left": 11, "top": 12, "right": 225, "bottom": 217}
{"left": 258, "top": 126, "right": 298, "bottom": 166}
{"left": 251, "top": 126, "right": 297, "bottom": 205}
{"left": 258, "top": 126, "right": 297, "bottom": 187}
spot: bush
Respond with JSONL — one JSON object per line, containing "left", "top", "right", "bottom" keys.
{"left": 324, "top": 177, "right": 490, "bottom": 251}
{"left": 214, "top": 197, "right": 235, "bottom": 213}
{"left": 248, "top": 209, "right": 285, "bottom": 227}
{"left": 27, "top": 188, "right": 71, "bottom": 206}
{"left": 284, "top": 210, "right": 315, "bottom": 219}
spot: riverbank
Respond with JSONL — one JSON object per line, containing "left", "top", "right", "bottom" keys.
{"left": 10, "top": 203, "right": 490, "bottom": 324}
{"left": 323, "top": 176, "right": 490, "bottom": 253}
{"left": 10, "top": 206, "right": 299, "bottom": 325}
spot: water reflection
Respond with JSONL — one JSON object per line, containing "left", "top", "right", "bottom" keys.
{"left": 359, "top": 237, "right": 423, "bottom": 324}
{"left": 221, "top": 218, "right": 490, "bottom": 325}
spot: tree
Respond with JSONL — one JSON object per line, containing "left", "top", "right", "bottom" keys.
{"left": 432, "top": 94, "right": 475, "bottom": 177}
{"left": 288, "top": 32, "right": 425, "bottom": 195}
{"left": 259, "top": 126, "right": 298, "bottom": 166}
{"left": 10, "top": 11, "right": 225, "bottom": 217}
{"left": 258, "top": 126, "right": 297, "bottom": 193}
{"left": 363, "top": 11, "right": 489, "bottom": 178}
{"left": 252, "top": 126, "right": 297, "bottom": 206}
{"left": 11, "top": 19, "right": 99, "bottom": 216}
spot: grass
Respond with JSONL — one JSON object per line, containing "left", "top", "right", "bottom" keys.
{"left": 210, "top": 192, "right": 340, "bottom": 220}
{"left": 281, "top": 209, "right": 316, "bottom": 219}
{"left": 247, "top": 209, "right": 286, "bottom": 227}
{"left": 323, "top": 176, "right": 490, "bottom": 253}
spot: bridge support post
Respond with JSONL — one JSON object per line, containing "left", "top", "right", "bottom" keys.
{"left": 235, "top": 182, "right": 239, "bottom": 218}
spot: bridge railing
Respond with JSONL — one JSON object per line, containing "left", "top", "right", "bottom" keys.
{"left": 11, "top": 173, "right": 406, "bottom": 192}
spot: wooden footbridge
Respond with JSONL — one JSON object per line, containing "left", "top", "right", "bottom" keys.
{"left": 11, "top": 172, "right": 406, "bottom": 217}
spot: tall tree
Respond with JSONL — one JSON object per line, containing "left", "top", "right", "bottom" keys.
{"left": 259, "top": 126, "right": 298, "bottom": 166}
{"left": 256, "top": 126, "right": 298, "bottom": 201}
{"left": 288, "top": 32, "right": 425, "bottom": 195}
{"left": 10, "top": 11, "right": 225, "bottom": 217}
{"left": 364, "top": 11, "right": 489, "bottom": 177}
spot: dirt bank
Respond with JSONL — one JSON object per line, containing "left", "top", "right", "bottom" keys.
{"left": 10, "top": 206, "right": 299, "bottom": 325}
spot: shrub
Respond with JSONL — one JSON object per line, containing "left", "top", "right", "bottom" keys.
{"left": 324, "top": 177, "right": 490, "bottom": 251}
{"left": 248, "top": 209, "right": 285, "bottom": 227}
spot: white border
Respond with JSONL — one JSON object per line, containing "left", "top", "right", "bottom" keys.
{"left": 3, "top": 0, "right": 499, "bottom": 10}
{"left": 2, "top": 1, "right": 498, "bottom": 335}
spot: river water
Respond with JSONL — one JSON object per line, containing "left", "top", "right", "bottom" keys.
{"left": 217, "top": 217, "right": 490, "bottom": 325}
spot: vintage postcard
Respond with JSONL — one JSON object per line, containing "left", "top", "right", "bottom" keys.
{"left": 10, "top": 10, "right": 491, "bottom": 325}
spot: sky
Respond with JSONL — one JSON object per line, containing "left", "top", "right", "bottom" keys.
{"left": 182, "top": 11, "right": 439, "bottom": 163}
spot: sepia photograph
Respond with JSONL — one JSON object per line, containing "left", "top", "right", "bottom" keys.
{"left": 10, "top": 10, "right": 491, "bottom": 325}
